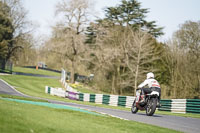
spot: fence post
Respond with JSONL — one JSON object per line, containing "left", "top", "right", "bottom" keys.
{"left": 61, "top": 68, "right": 66, "bottom": 83}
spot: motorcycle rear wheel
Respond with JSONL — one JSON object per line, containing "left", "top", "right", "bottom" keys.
{"left": 146, "top": 98, "right": 157, "bottom": 116}
{"left": 131, "top": 100, "right": 138, "bottom": 114}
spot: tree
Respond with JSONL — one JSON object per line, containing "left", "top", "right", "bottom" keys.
{"left": 84, "top": 21, "right": 128, "bottom": 94}
{"left": 85, "top": 0, "right": 164, "bottom": 49}
{"left": 0, "top": 1, "right": 14, "bottom": 69}
{"left": 4, "top": 0, "right": 31, "bottom": 37}
{"left": 161, "top": 21, "right": 200, "bottom": 99}
{"left": 85, "top": 20, "right": 161, "bottom": 95}
{"left": 84, "top": 0, "right": 165, "bottom": 93}
{"left": 103, "top": 0, "right": 163, "bottom": 37}
{"left": 123, "top": 27, "right": 160, "bottom": 94}
{"left": 175, "top": 21, "right": 200, "bottom": 60}
{"left": 53, "top": 0, "right": 93, "bottom": 83}
{"left": 173, "top": 21, "right": 200, "bottom": 98}
{"left": 0, "top": 0, "right": 33, "bottom": 64}
{"left": 13, "top": 34, "right": 37, "bottom": 66}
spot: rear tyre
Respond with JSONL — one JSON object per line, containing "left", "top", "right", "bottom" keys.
{"left": 131, "top": 100, "right": 138, "bottom": 114}
{"left": 146, "top": 98, "right": 157, "bottom": 116}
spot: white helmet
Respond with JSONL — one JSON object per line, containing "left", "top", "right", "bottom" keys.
{"left": 147, "top": 72, "right": 154, "bottom": 79}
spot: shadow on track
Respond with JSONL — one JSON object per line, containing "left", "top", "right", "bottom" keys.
{"left": 136, "top": 112, "right": 163, "bottom": 117}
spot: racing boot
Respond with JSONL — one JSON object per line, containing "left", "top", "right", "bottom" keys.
{"left": 139, "top": 95, "right": 145, "bottom": 103}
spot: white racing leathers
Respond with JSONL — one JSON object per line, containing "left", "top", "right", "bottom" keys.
{"left": 138, "top": 78, "right": 160, "bottom": 89}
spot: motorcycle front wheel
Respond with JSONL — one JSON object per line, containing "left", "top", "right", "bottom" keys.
{"left": 146, "top": 98, "right": 157, "bottom": 116}
{"left": 131, "top": 99, "right": 138, "bottom": 114}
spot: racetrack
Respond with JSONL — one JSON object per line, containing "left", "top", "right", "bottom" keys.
{"left": 0, "top": 79, "right": 200, "bottom": 133}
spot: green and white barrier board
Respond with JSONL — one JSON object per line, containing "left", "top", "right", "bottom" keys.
{"left": 78, "top": 93, "right": 135, "bottom": 108}
{"left": 45, "top": 86, "right": 200, "bottom": 114}
{"left": 45, "top": 86, "right": 66, "bottom": 98}
{"left": 158, "top": 99, "right": 200, "bottom": 114}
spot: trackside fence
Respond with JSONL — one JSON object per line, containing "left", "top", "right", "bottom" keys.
{"left": 45, "top": 86, "right": 66, "bottom": 98}
{"left": 45, "top": 86, "right": 200, "bottom": 114}
{"left": 159, "top": 99, "right": 200, "bottom": 114}
{"left": 60, "top": 69, "right": 78, "bottom": 93}
{"left": 45, "top": 86, "right": 135, "bottom": 108}
{"left": 47, "top": 70, "right": 200, "bottom": 114}
{"left": 78, "top": 93, "right": 135, "bottom": 108}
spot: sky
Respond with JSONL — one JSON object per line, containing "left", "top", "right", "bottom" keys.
{"left": 22, "top": 0, "right": 200, "bottom": 42}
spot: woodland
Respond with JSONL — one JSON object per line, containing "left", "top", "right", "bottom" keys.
{"left": 0, "top": 0, "right": 200, "bottom": 98}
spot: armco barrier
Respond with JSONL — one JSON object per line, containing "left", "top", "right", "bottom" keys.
{"left": 158, "top": 99, "right": 172, "bottom": 112}
{"left": 159, "top": 99, "right": 186, "bottom": 113}
{"left": 89, "top": 94, "right": 95, "bottom": 103}
{"left": 45, "top": 86, "right": 200, "bottom": 113}
{"left": 77, "top": 93, "right": 200, "bottom": 113}
{"left": 158, "top": 99, "right": 200, "bottom": 114}
{"left": 67, "top": 91, "right": 79, "bottom": 100}
{"left": 118, "top": 96, "right": 127, "bottom": 107}
{"left": 109, "top": 95, "right": 118, "bottom": 106}
{"left": 45, "top": 86, "right": 79, "bottom": 99}
{"left": 78, "top": 93, "right": 135, "bottom": 108}
{"left": 45, "top": 86, "right": 66, "bottom": 98}
{"left": 186, "top": 99, "right": 200, "bottom": 114}
{"left": 103, "top": 94, "right": 110, "bottom": 105}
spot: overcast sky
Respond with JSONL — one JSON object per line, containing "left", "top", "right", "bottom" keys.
{"left": 22, "top": 0, "right": 200, "bottom": 42}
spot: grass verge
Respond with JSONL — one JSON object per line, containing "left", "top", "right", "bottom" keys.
{"left": 69, "top": 82, "right": 106, "bottom": 94}
{"left": 0, "top": 99, "right": 180, "bottom": 133}
{"left": 12, "top": 66, "right": 61, "bottom": 76}
{"left": 155, "top": 110, "right": 200, "bottom": 118}
{"left": 0, "top": 94, "right": 48, "bottom": 103}
{"left": 0, "top": 71, "right": 200, "bottom": 119}
{"left": 0, "top": 75, "right": 62, "bottom": 99}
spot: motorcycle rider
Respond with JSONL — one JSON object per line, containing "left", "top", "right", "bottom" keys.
{"left": 138, "top": 72, "right": 161, "bottom": 107}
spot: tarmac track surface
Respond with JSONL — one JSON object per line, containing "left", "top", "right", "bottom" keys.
{"left": 0, "top": 79, "right": 200, "bottom": 133}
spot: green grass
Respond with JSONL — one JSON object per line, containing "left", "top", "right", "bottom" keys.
{"left": 0, "top": 94, "right": 49, "bottom": 103}
{"left": 1, "top": 66, "right": 200, "bottom": 119}
{"left": 0, "top": 69, "right": 12, "bottom": 73}
{"left": 0, "top": 99, "right": 180, "bottom": 133}
{"left": 0, "top": 75, "right": 62, "bottom": 99}
{"left": 155, "top": 110, "right": 200, "bottom": 118}
{"left": 13, "top": 66, "right": 61, "bottom": 76}
{"left": 1, "top": 74, "right": 200, "bottom": 119}
{"left": 0, "top": 74, "right": 126, "bottom": 108}
{"left": 70, "top": 83, "right": 107, "bottom": 94}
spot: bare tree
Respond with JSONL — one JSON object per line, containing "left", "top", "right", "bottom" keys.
{"left": 164, "top": 21, "right": 200, "bottom": 98}
{"left": 4, "top": 0, "right": 31, "bottom": 35}
{"left": 53, "top": 0, "right": 93, "bottom": 83}
{"left": 175, "top": 21, "right": 200, "bottom": 96}
{"left": 55, "top": 0, "right": 93, "bottom": 33}
{"left": 2, "top": 0, "right": 34, "bottom": 62}
{"left": 123, "top": 28, "right": 158, "bottom": 95}
{"left": 86, "top": 23, "right": 158, "bottom": 95}
{"left": 84, "top": 22, "right": 126, "bottom": 94}
{"left": 14, "top": 34, "right": 37, "bottom": 66}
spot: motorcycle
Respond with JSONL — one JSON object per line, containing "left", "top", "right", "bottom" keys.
{"left": 131, "top": 88, "right": 160, "bottom": 116}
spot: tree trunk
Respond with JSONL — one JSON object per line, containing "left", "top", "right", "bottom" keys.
{"left": 173, "top": 67, "right": 179, "bottom": 98}
{"left": 134, "top": 64, "right": 139, "bottom": 95}
{"left": 0, "top": 59, "right": 6, "bottom": 70}
{"left": 117, "top": 66, "right": 122, "bottom": 95}
{"left": 134, "top": 41, "right": 142, "bottom": 95}
{"left": 198, "top": 74, "right": 200, "bottom": 92}
{"left": 70, "top": 60, "right": 75, "bottom": 83}
{"left": 111, "top": 72, "right": 116, "bottom": 94}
